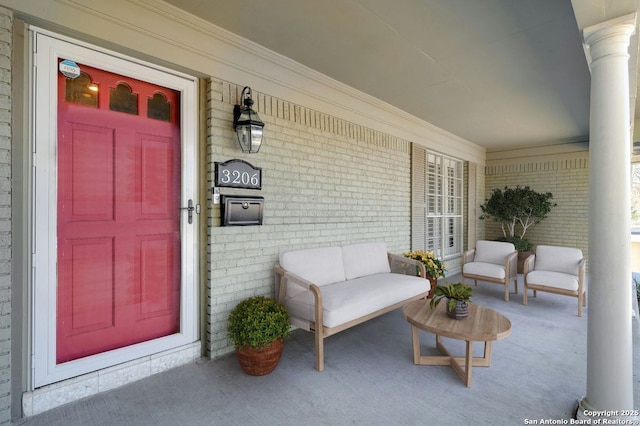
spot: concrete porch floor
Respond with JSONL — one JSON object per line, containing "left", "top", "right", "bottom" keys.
{"left": 13, "top": 274, "right": 640, "bottom": 425}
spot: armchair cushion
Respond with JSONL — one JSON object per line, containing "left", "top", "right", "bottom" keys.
{"left": 526, "top": 270, "right": 579, "bottom": 292}
{"left": 534, "top": 245, "right": 583, "bottom": 276}
{"left": 463, "top": 262, "right": 506, "bottom": 280}
{"left": 473, "top": 240, "right": 516, "bottom": 265}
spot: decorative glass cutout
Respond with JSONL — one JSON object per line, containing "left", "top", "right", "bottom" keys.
{"left": 147, "top": 92, "right": 171, "bottom": 122}
{"left": 109, "top": 83, "right": 138, "bottom": 114}
{"left": 65, "top": 72, "right": 98, "bottom": 107}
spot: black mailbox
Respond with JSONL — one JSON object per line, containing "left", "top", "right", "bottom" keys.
{"left": 221, "top": 195, "right": 264, "bottom": 226}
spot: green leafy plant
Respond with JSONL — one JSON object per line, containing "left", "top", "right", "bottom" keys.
{"left": 496, "top": 235, "right": 534, "bottom": 252}
{"left": 480, "top": 185, "right": 556, "bottom": 250}
{"left": 227, "top": 296, "right": 291, "bottom": 350}
{"left": 403, "top": 250, "right": 446, "bottom": 279}
{"left": 430, "top": 282, "right": 473, "bottom": 311}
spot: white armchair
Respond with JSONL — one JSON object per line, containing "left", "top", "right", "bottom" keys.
{"left": 462, "top": 240, "right": 518, "bottom": 301}
{"left": 523, "top": 245, "right": 586, "bottom": 317}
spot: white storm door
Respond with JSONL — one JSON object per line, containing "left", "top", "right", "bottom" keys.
{"left": 31, "top": 29, "right": 199, "bottom": 387}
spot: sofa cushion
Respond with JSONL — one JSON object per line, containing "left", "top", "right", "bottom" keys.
{"left": 342, "top": 242, "right": 391, "bottom": 280}
{"left": 279, "top": 246, "right": 346, "bottom": 286}
{"left": 534, "top": 245, "right": 583, "bottom": 275}
{"left": 284, "top": 273, "right": 428, "bottom": 328}
{"left": 527, "top": 270, "right": 579, "bottom": 292}
{"left": 473, "top": 240, "right": 515, "bottom": 265}
{"left": 463, "top": 262, "right": 506, "bottom": 280}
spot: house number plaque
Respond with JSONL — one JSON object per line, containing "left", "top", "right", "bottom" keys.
{"left": 215, "top": 159, "right": 262, "bottom": 190}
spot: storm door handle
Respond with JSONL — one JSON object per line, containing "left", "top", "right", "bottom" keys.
{"left": 181, "top": 199, "right": 200, "bottom": 224}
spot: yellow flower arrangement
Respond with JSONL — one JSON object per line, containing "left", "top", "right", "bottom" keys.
{"left": 402, "top": 250, "right": 446, "bottom": 279}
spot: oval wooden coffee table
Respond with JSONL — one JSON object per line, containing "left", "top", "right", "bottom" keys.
{"left": 402, "top": 299, "right": 512, "bottom": 387}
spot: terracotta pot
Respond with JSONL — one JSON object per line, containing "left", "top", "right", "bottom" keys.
{"left": 446, "top": 300, "right": 469, "bottom": 320}
{"left": 517, "top": 251, "right": 534, "bottom": 274}
{"left": 235, "top": 338, "right": 284, "bottom": 376}
{"left": 427, "top": 277, "right": 438, "bottom": 298}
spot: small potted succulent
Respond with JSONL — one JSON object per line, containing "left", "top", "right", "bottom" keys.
{"left": 227, "top": 296, "right": 291, "bottom": 375}
{"left": 429, "top": 282, "right": 473, "bottom": 320}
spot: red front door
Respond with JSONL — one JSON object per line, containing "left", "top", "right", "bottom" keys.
{"left": 56, "top": 62, "right": 182, "bottom": 363}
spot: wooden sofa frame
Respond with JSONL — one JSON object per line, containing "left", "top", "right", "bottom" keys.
{"left": 275, "top": 253, "right": 429, "bottom": 372}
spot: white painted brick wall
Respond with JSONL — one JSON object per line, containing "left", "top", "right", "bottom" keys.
{"left": 206, "top": 79, "right": 413, "bottom": 357}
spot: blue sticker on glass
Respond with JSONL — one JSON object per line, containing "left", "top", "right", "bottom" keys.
{"left": 59, "top": 59, "right": 81, "bottom": 79}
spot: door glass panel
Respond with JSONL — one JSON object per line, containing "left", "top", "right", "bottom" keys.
{"left": 148, "top": 92, "right": 171, "bottom": 122}
{"left": 65, "top": 72, "right": 98, "bottom": 107}
{"left": 109, "top": 82, "right": 138, "bottom": 114}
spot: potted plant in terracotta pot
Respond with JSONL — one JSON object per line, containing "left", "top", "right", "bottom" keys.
{"left": 429, "top": 282, "right": 473, "bottom": 320}
{"left": 403, "top": 249, "right": 446, "bottom": 298}
{"left": 227, "top": 296, "right": 291, "bottom": 376}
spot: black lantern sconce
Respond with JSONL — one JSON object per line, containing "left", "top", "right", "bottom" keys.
{"left": 233, "top": 86, "right": 264, "bottom": 153}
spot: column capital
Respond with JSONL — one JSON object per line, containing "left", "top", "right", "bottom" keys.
{"left": 583, "top": 13, "right": 637, "bottom": 63}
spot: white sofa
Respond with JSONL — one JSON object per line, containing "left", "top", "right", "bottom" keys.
{"left": 275, "top": 242, "right": 430, "bottom": 371}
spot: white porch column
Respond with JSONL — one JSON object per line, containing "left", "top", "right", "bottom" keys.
{"left": 579, "top": 14, "right": 636, "bottom": 419}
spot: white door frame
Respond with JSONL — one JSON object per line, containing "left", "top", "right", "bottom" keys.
{"left": 31, "top": 28, "right": 199, "bottom": 388}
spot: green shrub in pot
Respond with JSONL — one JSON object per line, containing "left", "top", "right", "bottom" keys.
{"left": 227, "top": 296, "right": 291, "bottom": 350}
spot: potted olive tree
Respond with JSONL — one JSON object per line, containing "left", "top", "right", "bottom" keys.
{"left": 480, "top": 185, "right": 556, "bottom": 272}
{"left": 227, "top": 296, "right": 291, "bottom": 376}
{"left": 430, "top": 282, "right": 473, "bottom": 320}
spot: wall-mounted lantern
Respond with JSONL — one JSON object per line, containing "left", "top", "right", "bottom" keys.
{"left": 233, "top": 86, "right": 264, "bottom": 153}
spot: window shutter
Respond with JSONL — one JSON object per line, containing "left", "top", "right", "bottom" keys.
{"left": 411, "top": 144, "right": 427, "bottom": 251}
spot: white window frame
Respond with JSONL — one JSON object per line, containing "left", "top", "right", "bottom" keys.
{"left": 412, "top": 145, "right": 463, "bottom": 259}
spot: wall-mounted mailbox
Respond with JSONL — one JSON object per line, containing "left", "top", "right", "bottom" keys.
{"left": 221, "top": 195, "right": 264, "bottom": 226}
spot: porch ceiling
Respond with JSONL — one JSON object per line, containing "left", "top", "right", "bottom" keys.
{"left": 162, "top": 0, "right": 640, "bottom": 152}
